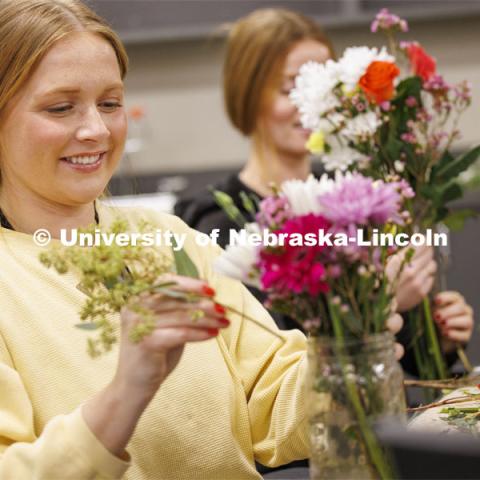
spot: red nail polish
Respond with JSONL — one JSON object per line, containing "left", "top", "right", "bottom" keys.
{"left": 434, "top": 313, "right": 442, "bottom": 321}
{"left": 202, "top": 285, "right": 216, "bottom": 297}
{"left": 206, "top": 328, "right": 219, "bottom": 336}
{"left": 214, "top": 303, "right": 226, "bottom": 314}
{"left": 218, "top": 317, "right": 230, "bottom": 326}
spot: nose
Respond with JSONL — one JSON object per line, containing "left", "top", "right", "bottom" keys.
{"left": 75, "top": 106, "right": 110, "bottom": 143}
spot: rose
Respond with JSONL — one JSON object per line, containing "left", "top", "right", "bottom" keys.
{"left": 359, "top": 61, "right": 400, "bottom": 104}
{"left": 404, "top": 42, "right": 436, "bottom": 82}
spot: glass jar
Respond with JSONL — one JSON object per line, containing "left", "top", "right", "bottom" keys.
{"left": 306, "top": 332, "right": 406, "bottom": 479}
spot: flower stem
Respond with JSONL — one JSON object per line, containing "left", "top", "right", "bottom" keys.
{"left": 329, "top": 303, "right": 393, "bottom": 479}
{"left": 423, "top": 297, "right": 447, "bottom": 379}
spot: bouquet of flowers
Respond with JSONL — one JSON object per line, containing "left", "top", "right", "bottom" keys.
{"left": 214, "top": 172, "right": 411, "bottom": 338}
{"left": 214, "top": 172, "right": 412, "bottom": 478}
{"left": 290, "top": 8, "right": 480, "bottom": 382}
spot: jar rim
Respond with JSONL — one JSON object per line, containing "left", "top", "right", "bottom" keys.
{"left": 307, "top": 331, "right": 395, "bottom": 348}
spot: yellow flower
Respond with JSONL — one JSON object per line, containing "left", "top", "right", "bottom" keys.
{"left": 341, "top": 84, "right": 359, "bottom": 97}
{"left": 306, "top": 131, "right": 325, "bottom": 154}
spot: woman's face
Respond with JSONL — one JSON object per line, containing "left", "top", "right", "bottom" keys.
{"left": 261, "top": 39, "right": 331, "bottom": 158}
{"left": 0, "top": 32, "right": 127, "bottom": 206}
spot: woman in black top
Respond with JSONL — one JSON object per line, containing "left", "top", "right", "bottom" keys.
{"left": 175, "top": 8, "right": 474, "bottom": 371}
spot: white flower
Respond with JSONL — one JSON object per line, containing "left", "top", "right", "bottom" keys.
{"left": 290, "top": 60, "right": 341, "bottom": 130}
{"left": 320, "top": 139, "right": 369, "bottom": 171}
{"left": 281, "top": 174, "right": 334, "bottom": 215}
{"left": 338, "top": 46, "right": 395, "bottom": 92}
{"left": 315, "top": 112, "right": 346, "bottom": 135}
{"left": 394, "top": 160, "right": 405, "bottom": 172}
{"left": 213, "top": 223, "right": 260, "bottom": 286}
{"left": 342, "top": 112, "right": 382, "bottom": 141}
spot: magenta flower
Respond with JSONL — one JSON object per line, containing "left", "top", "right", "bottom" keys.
{"left": 258, "top": 214, "right": 331, "bottom": 297}
{"left": 318, "top": 174, "right": 402, "bottom": 226}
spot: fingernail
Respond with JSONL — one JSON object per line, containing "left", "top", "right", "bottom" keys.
{"left": 218, "top": 317, "right": 230, "bottom": 326}
{"left": 206, "top": 328, "right": 219, "bottom": 336}
{"left": 202, "top": 285, "right": 216, "bottom": 297}
{"left": 214, "top": 303, "right": 226, "bottom": 314}
{"left": 435, "top": 297, "right": 442, "bottom": 305}
{"left": 434, "top": 313, "right": 442, "bottom": 322}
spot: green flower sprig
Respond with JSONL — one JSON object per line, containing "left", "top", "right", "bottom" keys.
{"left": 39, "top": 219, "right": 176, "bottom": 357}
{"left": 40, "top": 217, "right": 284, "bottom": 358}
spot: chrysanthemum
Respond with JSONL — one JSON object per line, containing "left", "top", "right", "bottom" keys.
{"left": 281, "top": 174, "right": 334, "bottom": 215}
{"left": 290, "top": 60, "right": 341, "bottom": 130}
{"left": 318, "top": 173, "right": 402, "bottom": 226}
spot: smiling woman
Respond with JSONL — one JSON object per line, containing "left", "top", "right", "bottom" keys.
{"left": 1, "top": 33, "right": 126, "bottom": 215}
{"left": 0, "top": 0, "right": 128, "bottom": 236}
{"left": 0, "top": 2, "right": 319, "bottom": 479}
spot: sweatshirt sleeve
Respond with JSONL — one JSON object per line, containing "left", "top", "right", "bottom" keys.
{"left": 184, "top": 223, "right": 309, "bottom": 467}
{"left": 0, "top": 336, "right": 130, "bottom": 480}
{"left": 216, "top": 278, "right": 310, "bottom": 467}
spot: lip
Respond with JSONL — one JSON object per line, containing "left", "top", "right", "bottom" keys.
{"left": 294, "top": 125, "right": 311, "bottom": 136}
{"left": 60, "top": 151, "right": 107, "bottom": 173}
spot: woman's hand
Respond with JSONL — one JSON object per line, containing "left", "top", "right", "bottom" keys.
{"left": 115, "top": 275, "right": 227, "bottom": 397}
{"left": 433, "top": 291, "right": 474, "bottom": 353}
{"left": 386, "top": 245, "right": 437, "bottom": 312}
{"left": 386, "top": 312, "right": 405, "bottom": 360}
{"left": 82, "top": 275, "right": 229, "bottom": 458}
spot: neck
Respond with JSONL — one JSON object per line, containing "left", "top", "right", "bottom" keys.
{"left": 239, "top": 144, "right": 310, "bottom": 197}
{"left": 0, "top": 185, "right": 96, "bottom": 238}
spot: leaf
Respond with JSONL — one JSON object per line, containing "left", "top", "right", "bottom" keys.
{"left": 239, "top": 191, "right": 258, "bottom": 217}
{"left": 442, "top": 209, "right": 478, "bottom": 231}
{"left": 75, "top": 322, "right": 99, "bottom": 330}
{"left": 430, "top": 150, "right": 455, "bottom": 181}
{"left": 210, "top": 189, "right": 248, "bottom": 227}
{"left": 434, "top": 206, "right": 449, "bottom": 224}
{"left": 394, "top": 76, "right": 423, "bottom": 102}
{"left": 439, "top": 182, "right": 463, "bottom": 204}
{"left": 171, "top": 238, "right": 199, "bottom": 279}
{"left": 434, "top": 146, "right": 480, "bottom": 183}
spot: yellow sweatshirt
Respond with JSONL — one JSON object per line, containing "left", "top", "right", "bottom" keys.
{"left": 0, "top": 203, "right": 309, "bottom": 480}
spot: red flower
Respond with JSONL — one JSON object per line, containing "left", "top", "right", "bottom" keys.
{"left": 359, "top": 61, "right": 400, "bottom": 104}
{"left": 405, "top": 42, "right": 436, "bottom": 82}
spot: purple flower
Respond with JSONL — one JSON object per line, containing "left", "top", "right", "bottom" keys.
{"left": 371, "top": 8, "right": 408, "bottom": 33}
{"left": 318, "top": 173, "right": 402, "bottom": 226}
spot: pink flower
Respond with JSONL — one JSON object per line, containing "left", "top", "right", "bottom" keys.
{"left": 371, "top": 8, "right": 408, "bottom": 33}
{"left": 318, "top": 174, "right": 402, "bottom": 226}
{"left": 258, "top": 214, "right": 331, "bottom": 297}
{"left": 256, "top": 195, "right": 292, "bottom": 230}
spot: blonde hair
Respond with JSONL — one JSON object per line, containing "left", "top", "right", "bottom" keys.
{"left": 223, "top": 8, "right": 334, "bottom": 137}
{"left": 0, "top": 0, "right": 128, "bottom": 116}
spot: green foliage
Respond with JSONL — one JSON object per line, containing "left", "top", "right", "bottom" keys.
{"left": 442, "top": 209, "right": 478, "bottom": 231}
{"left": 171, "top": 237, "right": 199, "bottom": 278}
{"left": 432, "top": 146, "right": 480, "bottom": 184}
{"left": 40, "top": 218, "right": 182, "bottom": 357}
{"left": 211, "top": 189, "right": 247, "bottom": 227}
{"left": 440, "top": 406, "right": 480, "bottom": 435}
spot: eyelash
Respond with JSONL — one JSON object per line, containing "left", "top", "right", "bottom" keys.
{"left": 46, "top": 102, "right": 123, "bottom": 114}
